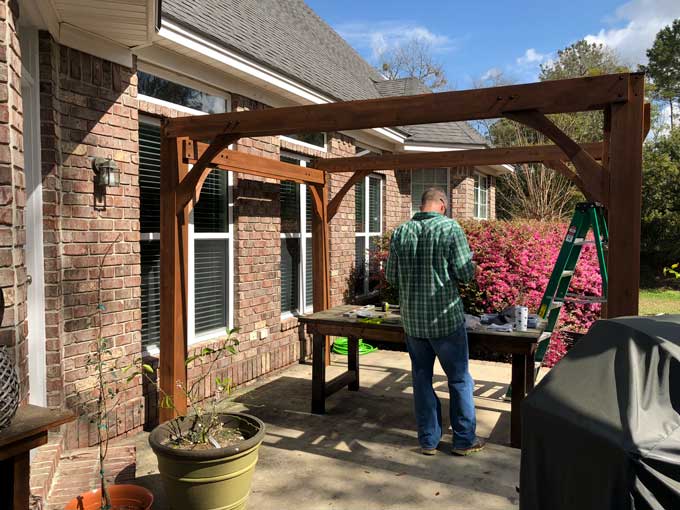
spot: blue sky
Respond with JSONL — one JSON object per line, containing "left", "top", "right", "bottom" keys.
{"left": 306, "top": 0, "right": 680, "bottom": 88}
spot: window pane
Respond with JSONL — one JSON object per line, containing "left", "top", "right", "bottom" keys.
{"left": 281, "top": 238, "right": 300, "bottom": 313}
{"left": 411, "top": 168, "right": 448, "bottom": 216}
{"left": 280, "top": 181, "right": 300, "bottom": 234}
{"left": 305, "top": 238, "right": 313, "bottom": 308}
{"left": 141, "top": 240, "right": 161, "bottom": 348}
{"left": 355, "top": 180, "right": 365, "bottom": 232}
{"left": 287, "top": 133, "right": 326, "bottom": 149}
{"left": 195, "top": 239, "right": 228, "bottom": 333}
{"left": 369, "top": 236, "right": 380, "bottom": 292}
{"left": 139, "top": 122, "right": 161, "bottom": 234}
{"left": 369, "top": 177, "right": 381, "bottom": 233}
{"left": 194, "top": 169, "right": 228, "bottom": 233}
{"left": 306, "top": 189, "right": 313, "bottom": 234}
{"left": 354, "top": 237, "right": 366, "bottom": 296}
{"left": 138, "top": 71, "right": 227, "bottom": 114}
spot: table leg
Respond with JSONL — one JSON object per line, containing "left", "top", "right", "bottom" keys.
{"left": 312, "top": 333, "right": 327, "bottom": 414}
{"left": 526, "top": 352, "right": 536, "bottom": 393}
{"left": 348, "top": 335, "right": 360, "bottom": 391}
{"left": 511, "top": 353, "right": 528, "bottom": 448}
{"left": 15, "top": 452, "right": 30, "bottom": 510}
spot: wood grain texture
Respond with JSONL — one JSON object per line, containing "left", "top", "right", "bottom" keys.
{"left": 183, "top": 140, "right": 325, "bottom": 185}
{"left": 159, "top": 135, "right": 189, "bottom": 421}
{"left": 606, "top": 74, "right": 645, "bottom": 317}
{"left": 315, "top": 143, "right": 604, "bottom": 173}
{"left": 165, "top": 73, "right": 632, "bottom": 139}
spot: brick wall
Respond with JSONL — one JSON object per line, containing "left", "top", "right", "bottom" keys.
{"left": 0, "top": 0, "right": 27, "bottom": 400}
{"left": 38, "top": 36, "right": 143, "bottom": 449}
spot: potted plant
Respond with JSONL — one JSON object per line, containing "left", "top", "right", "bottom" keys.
{"left": 138, "top": 331, "right": 265, "bottom": 510}
{"left": 65, "top": 239, "right": 153, "bottom": 510}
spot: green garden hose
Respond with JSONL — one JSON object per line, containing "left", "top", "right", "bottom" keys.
{"left": 331, "top": 337, "right": 378, "bottom": 356}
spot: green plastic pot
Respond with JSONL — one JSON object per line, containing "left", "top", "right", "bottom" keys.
{"left": 149, "top": 413, "right": 265, "bottom": 510}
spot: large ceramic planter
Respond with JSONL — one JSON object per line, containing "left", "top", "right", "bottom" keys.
{"left": 149, "top": 413, "right": 265, "bottom": 510}
{"left": 64, "top": 483, "right": 153, "bottom": 510}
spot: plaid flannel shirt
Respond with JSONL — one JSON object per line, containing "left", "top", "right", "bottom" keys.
{"left": 386, "top": 212, "right": 475, "bottom": 338}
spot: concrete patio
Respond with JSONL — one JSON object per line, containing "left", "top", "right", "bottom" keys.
{"left": 133, "top": 350, "right": 521, "bottom": 509}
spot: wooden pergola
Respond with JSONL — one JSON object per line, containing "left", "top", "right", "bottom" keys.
{"left": 159, "top": 72, "right": 646, "bottom": 421}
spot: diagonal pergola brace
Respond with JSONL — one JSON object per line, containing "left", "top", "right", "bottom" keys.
{"left": 175, "top": 134, "right": 239, "bottom": 214}
{"left": 504, "top": 110, "right": 608, "bottom": 204}
{"left": 327, "top": 169, "right": 373, "bottom": 220}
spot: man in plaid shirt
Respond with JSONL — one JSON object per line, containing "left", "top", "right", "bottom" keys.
{"left": 386, "top": 187, "right": 484, "bottom": 456}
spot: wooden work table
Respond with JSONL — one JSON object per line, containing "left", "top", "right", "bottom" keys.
{"left": 0, "top": 405, "right": 75, "bottom": 510}
{"left": 298, "top": 305, "right": 547, "bottom": 448}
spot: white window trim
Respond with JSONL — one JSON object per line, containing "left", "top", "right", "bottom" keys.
{"left": 410, "top": 168, "right": 451, "bottom": 217}
{"left": 355, "top": 174, "right": 384, "bottom": 296}
{"left": 279, "top": 134, "right": 328, "bottom": 153}
{"left": 473, "top": 172, "right": 490, "bottom": 220}
{"left": 140, "top": 93, "right": 234, "bottom": 351}
{"left": 280, "top": 153, "right": 314, "bottom": 316}
{"left": 187, "top": 170, "right": 235, "bottom": 346}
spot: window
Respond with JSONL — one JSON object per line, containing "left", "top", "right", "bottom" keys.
{"left": 280, "top": 133, "right": 327, "bottom": 151}
{"left": 138, "top": 71, "right": 229, "bottom": 114}
{"left": 355, "top": 175, "right": 384, "bottom": 295}
{"left": 474, "top": 173, "right": 490, "bottom": 220}
{"left": 139, "top": 117, "right": 233, "bottom": 352}
{"left": 411, "top": 168, "right": 449, "bottom": 216}
{"left": 280, "top": 154, "right": 313, "bottom": 315}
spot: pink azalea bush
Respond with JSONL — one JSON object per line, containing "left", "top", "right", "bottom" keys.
{"left": 371, "top": 220, "right": 604, "bottom": 367}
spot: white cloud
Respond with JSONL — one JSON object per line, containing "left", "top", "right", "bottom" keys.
{"left": 480, "top": 67, "right": 504, "bottom": 82}
{"left": 516, "top": 48, "right": 550, "bottom": 66}
{"left": 335, "top": 21, "right": 456, "bottom": 60}
{"left": 584, "top": 0, "right": 680, "bottom": 66}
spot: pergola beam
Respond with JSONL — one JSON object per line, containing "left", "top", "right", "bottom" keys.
{"left": 183, "top": 140, "right": 325, "bottom": 185}
{"left": 165, "top": 73, "right": 632, "bottom": 140}
{"left": 314, "top": 142, "right": 603, "bottom": 172}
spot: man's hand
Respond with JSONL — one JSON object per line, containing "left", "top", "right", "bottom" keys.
{"left": 474, "top": 262, "right": 482, "bottom": 279}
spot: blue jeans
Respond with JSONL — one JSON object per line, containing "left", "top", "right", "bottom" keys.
{"left": 405, "top": 324, "right": 477, "bottom": 449}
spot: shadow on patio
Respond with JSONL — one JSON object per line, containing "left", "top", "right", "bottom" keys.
{"left": 135, "top": 350, "right": 521, "bottom": 509}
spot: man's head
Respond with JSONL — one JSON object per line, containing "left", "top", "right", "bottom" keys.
{"left": 420, "top": 187, "right": 448, "bottom": 215}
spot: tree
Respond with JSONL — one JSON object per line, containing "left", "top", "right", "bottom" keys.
{"left": 488, "top": 41, "right": 630, "bottom": 220}
{"left": 641, "top": 127, "right": 680, "bottom": 282}
{"left": 644, "top": 19, "right": 680, "bottom": 129}
{"left": 378, "top": 37, "right": 448, "bottom": 90}
{"left": 538, "top": 40, "right": 628, "bottom": 81}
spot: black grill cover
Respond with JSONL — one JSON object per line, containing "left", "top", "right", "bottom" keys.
{"left": 520, "top": 315, "right": 680, "bottom": 510}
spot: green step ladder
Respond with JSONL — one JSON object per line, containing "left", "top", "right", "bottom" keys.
{"left": 507, "top": 202, "right": 609, "bottom": 398}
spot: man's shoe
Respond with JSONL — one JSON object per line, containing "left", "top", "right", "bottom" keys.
{"left": 452, "top": 439, "right": 485, "bottom": 456}
{"left": 421, "top": 447, "right": 437, "bottom": 456}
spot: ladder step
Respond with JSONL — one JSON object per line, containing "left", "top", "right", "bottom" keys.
{"left": 549, "top": 301, "right": 565, "bottom": 311}
{"left": 573, "top": 238, "right": 605, "bottom": 246}
{"left": 563, "top": 293, "right": 607, "bottom": 304}
{"left": 560, "top": 270, "right": 575, "bottom": 278}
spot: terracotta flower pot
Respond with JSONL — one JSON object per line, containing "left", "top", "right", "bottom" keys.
{"left": 64, "top": 483, "right": 153, "bottom": 510}
{"left": 149, "top": 412, "right": 265, "bottom": 510}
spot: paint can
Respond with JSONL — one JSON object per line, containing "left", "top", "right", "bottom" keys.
{"left": 514, "top": 306, "right": 528, "bottom": 332}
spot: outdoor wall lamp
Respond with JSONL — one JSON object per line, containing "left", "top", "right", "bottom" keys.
{"left": 93, "top": 156, "right": 120, "bottom": 187}
{"left": 92, "top": 156, "right": 120, "bottom": 210}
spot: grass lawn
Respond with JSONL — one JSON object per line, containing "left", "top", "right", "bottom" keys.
{"left": 639, "top": 288, "right": 680, "bottom": 315}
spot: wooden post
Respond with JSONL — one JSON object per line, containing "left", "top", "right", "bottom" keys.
{"left": 310, "top": 177, "right": 332, "bottom": 365}
{"left": 159, "top": 134, "right": 190, "bottom": 421}
{"left": 606, "top": 74, "right": 645, "bottom": 318}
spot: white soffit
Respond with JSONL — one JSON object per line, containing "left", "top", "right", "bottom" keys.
{"left": 24, "top": 0, "right": 158, "bottom": 67}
